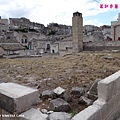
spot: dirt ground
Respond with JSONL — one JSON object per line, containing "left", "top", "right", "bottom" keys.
{"left": 0, "top": 51, "right": 120, "bottom": 113}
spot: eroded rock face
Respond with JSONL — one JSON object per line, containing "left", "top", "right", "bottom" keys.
{"left": 48, "top": 112, "right": 71, "bottom": 120}
{"left": 71, "top": 87, "right": 85, "bottom": 97}
{"left": 49, "top": 98, "right": 71, "bottom": 112}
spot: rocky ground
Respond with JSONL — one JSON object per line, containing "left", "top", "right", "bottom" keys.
{"left": 0, "top": 51, "right": 120, "bottom": 115}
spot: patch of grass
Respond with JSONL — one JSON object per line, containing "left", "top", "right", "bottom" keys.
{"left": 89, "top": 77, "right": 94, "bottom": 81}
{"left": 71, "top": 110, "right": 77, "bottom": 117}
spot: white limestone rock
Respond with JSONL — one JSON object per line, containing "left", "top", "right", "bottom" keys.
{"left": 53, "top": 86, "right": 65, "bottom": 95}
{"left": 48, "top": 112, "right": 71, "bottom": 120}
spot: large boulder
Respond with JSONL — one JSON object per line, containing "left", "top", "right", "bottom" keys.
{"left": 48, "top": 112, "right": 71, "bottom": 120}
{"left": 71, "top": 87, "right": 85, "bottom": 97}
{"left": 42, "top": 90, "right": 56, "bottom": 100}
{"left": 63, "top": 92, "right": 72, "bottom": 102}
{"left": 49, "top": 98, "right": 71, "bottom": 112}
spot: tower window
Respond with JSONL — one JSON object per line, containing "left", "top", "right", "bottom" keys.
{"left": 118, "top": 37, "right": 120, "bottom": 41}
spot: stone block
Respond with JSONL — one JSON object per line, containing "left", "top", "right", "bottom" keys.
{"left": 2, "top": 108, "right": 48, "bottom": 120}
{"left": 72, "top": 71, "right": 120, "bottom": 120}
{"left": 63, "top": 92, "right": 72, "bottom": 102}
{"left": 78, "top": 96, "right": 93, "bottom": 106}
{"left": 0, "top": 83, "right": 39, "bottom": 114}
{"left": 42, "top": 90, "right": 56, "bottom": 100}
{"left": 53, "top": 86, "right": 65, "bottom": 96}
{"left": 100, "top": 96, "right": 116, "bottom": 120}
{"left": 71, "top": 87, "right": 85, "bottom": 97}
{"left": 49, "top": 98, "right": 71, "bottom": 112}
{"left": 48, "top": 112, "right": 71, "bottom": 120}
{"left": 93, "top": 99, "right": 105, "bottom": 107}
{"left": 115, "top": 90, "right": 120, "bottom": 107}
{"left": 98, "top": 77, "right": 116, "bottom": 102}
{"left": 89, "top": 79, "right": 101, "bottom": 95}
{"left": 72, "top": 105, "right": 101, "bottom": 120}
{"left": 20, "top": 108, "right": 48, "bottom": 120}
{"left": 114, "top": 73, "right": 120, "bottom": 92}
{"left": 112, "top": 102, "right": 120, "bottom": 120}
{"left": 1, "top": 109, "right": 23, "bottom": 120}
{"left": 106, "top": 111, "right": 118, "bottom": 120}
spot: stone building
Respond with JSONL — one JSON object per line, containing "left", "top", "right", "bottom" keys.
{"left": 83, "top": 31, "right": 104, "bottom": 42}
{"left": 101, "top": 25, "right": 111, "bottom": 40}
{"left": 83, "top": 25, "right": 100, "bottom": 34}
{"left": 9, "top": 17, "right": 45, "bottom": 34}
{"left": 0, "top": 38, "right": 25, "bottom": 55}
{"left": 47, "top": 23, "right": 71, "bottom": 35}
{"left": 72, "top": 12, "right": 83, "bottom": 52}
{"left": 0, "top": 12, "right": 120, "bottom": 56}
{"left": 9, "top": 17, "right": 30, "bottom": 29}
{"left": 0, "top": 17, "right": 9, "bottom": 38}
{"left": 111, "top": 13, "right": 120, "bottom": 41}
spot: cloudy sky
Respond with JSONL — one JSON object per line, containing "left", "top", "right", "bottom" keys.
{"left": 0, "top": 0, "right": 120, "bottom": 26}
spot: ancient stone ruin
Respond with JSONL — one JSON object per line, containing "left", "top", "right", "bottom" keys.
{"left": 0, "top": 71, "right": 120, "bottom": 120}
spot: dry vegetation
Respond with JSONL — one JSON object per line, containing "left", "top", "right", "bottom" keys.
{"left": 0, "top": 51, "right": 120, "bottom": 113}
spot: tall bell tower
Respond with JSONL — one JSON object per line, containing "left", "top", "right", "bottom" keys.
{"left": 72, "top": 12, "right": 83, "bottom": 52}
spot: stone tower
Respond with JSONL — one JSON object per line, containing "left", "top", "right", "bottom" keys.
{"left": 72, "top": 12, "right": 83, "bottom": 52}
{"left": 117, "top": 13, "right": 120, "bottom": 21}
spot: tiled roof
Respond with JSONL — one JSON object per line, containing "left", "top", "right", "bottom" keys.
{"left": 0, "top": 44, "right": 25, "bottom": 51}
{"left": 0, "top": 39, "right": 19, "bottom": 43}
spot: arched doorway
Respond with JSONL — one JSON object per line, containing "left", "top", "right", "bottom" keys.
{"left": 52, "top": 49, "right": 55, "bottom": 53}
{"left": 46, "top": 44, "right": 50, "bottom": 50}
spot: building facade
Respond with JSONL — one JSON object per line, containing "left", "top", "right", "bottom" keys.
{"left": 111, "top": 13, "right": 120, "bottom": 41}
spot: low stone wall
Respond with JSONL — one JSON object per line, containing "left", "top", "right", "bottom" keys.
{"left": 72, "top": 70, "right": 120, "bottom": 120}
{"left": 83, "top": 41, "right": 120, "bottom": 51}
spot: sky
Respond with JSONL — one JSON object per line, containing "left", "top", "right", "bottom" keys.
{"left": 0, "top": 0, "right": 120, "bottom": 27}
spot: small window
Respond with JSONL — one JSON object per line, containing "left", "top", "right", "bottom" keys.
{"left": 21, "top": 39, "right": 24, "bottom": 43}
{"left": 25, "top": 39, "right": 27, "bottom": 43}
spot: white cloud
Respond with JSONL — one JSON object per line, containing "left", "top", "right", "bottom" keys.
{"left": 0, "top": 0, "right": 119, "bottom": 26}
{"left": 84, "top": 19, "right": 104, "bottom": 26}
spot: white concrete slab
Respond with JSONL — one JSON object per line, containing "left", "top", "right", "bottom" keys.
{"left": 0, "top": 83, "right": 39, "bottom": 114}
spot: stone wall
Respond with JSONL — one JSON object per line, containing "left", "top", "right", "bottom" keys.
{"left": 111, "top": 17, "right": 120, "bottom": 41}
{"left": 83, "top": 41, "right": 120, "bottom": 51}
{"left": 58, "top": 40, "right": 72, "bottom": 51}
{"left": 72, "top": 70, "right": 120, "bottom": 120}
